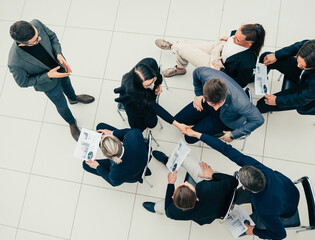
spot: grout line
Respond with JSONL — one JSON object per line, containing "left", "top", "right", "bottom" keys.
{"left": 217, "top": 0, "right": 226, "bottom": 39}
{"left": 261, "top": 113, "right": 270, "bottom": 164}
{"left": 126, "top": 192, "right": 138, "bottom": 240}
{"left": 68, "top": 170, "right": 85, "bottom": 240}
{"left": 187, "top": 221, "right": 193, "bottom": 240}
{"left": 16, "top": 227, "right": 68, "bottom": 240}
{"left": 0, "top": 67, "right": 8, "bottom": 97}
{"left": 262, "top": 155, "right": 315, "bottom": 166}
{"left": 274, "top": 0, "right": 283, "bottom": 48}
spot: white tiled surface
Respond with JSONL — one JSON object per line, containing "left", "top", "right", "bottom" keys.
{"left": 0, "top": 1, "right": 315, "bottom": 240}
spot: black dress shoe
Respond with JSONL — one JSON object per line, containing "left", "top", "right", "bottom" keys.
{"left": 152, "top": 150, "right": 168, "bottom": 165}
{"left": 143, "top": 202, "right": 156, "bottom": 213}
{"left": 70, "top": 120, "right": 80, "bottom": 141}
{"left": 69, "top": 94, "right": 95, "bottom": 105}
{"left": 145, "top": 167, "right": 152, "bottom": 176}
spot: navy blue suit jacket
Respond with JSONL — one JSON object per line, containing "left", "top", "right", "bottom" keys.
{"left": 200, "top": 133, "right": 299, "bottom": 240}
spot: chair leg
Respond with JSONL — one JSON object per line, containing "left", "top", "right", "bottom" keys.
{"left": 143, "top": 176, "right": 153, "bottom": 188}
{"left": 241, "top": 136, "right": 247, "bottom": 151}
{"left": 164, "top": 78, "right": 169, "bottom": 90}
{"left": 158, "top": 119, "right": 163, "bottom": 129}
{"left": 296, "top": 226, "right": 313, "bottom": 233}
{"left": 151, "top": 133, "right": 160, "bottom": 147}
{"left": 117, "top": 109, "right": 125, "bottom": 121}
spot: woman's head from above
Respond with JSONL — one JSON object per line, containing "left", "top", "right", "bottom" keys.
{"left": 100, "top": 135, "right": 123, "bottom": 164}
{"left": 234, "top": 23, "right": 265, "bottom": 56}
{"left": 134, "top": 63, "right": 159, "bottom": 90}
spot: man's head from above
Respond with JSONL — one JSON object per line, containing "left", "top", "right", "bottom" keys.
{"left": 173, "top": 181, "right": 198, "bottom": 211}
{"left": 296, "top": 40, "right": 315, "bottom": 70}
{"left": 234, "top": 24, "right": 265, "bottom": 56}
{"left": 203, "top": 78, "right": 227, "bottom": 111}
{"left": 10, "top": 20, "right": 41, "bottom": 46}
{"left": 239, "top": 166, "right": 266, "bottom": 193}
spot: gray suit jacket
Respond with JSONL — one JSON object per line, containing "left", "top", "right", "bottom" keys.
{"left": 8, "top": 19, "right": 63, "bottom": 92}
{"left": 193, "top": 67, "right": 264, "bottom": 139}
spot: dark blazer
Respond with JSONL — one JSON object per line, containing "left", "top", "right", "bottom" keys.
{"left": 8, "top": 19, "right": 65, "bottom": 92}
{"left": 114, "top": 58, "right": 174, "bottom": 124}
{"left": 165, "top": 173, "right": 238, "bottom": 225}
{"left": 274, "top": 40, "right": 315, "bottom": 114}
{"left": 220, "top": 30, "right": 257, "bottom": 88}
{"left": 200, "top": 133, "right": 299, "bottom": 240}
{"left": 95, "top": 128, "right": 148, "bottom": 186}
{"left": 193, "top": 67, "right": 264, "bottom": 139}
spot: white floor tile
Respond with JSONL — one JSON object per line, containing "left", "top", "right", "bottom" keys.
{"left": 0, "top": 0, "right": 24, "bottom": 21}
{"left": 32, "top": 123, "right": 84, "bottom": 182}
{"left": 62, "top": 27, "right": 112, "bottom": 78}
{"left": 43, "top": 76, "right": 102, "bottom": 128}
{"left": 0, "top": 169, "right": 29, "bottom": 227}
{"left": 128, "top": 195, "right": 191, "bottom": 240}
{"left": 220, "top": 0, "right": 281, "bottom": 47}
{"left": 19, "top": 175, "right": 80, "bottom": 239}
{"left": 190, "top": 220, "right": 253, "bottom": 240}
{"left": 16, "top": 229, "right": 64, "bottom": 240}
{"left": 104, "top": 32, "right": 162, "bottom": 81}
{"left": 21, "top": 0, "right": 71, "bottom": 26}
{"left": 70, "top": 185, "right": 135, "bottom": 240}
{"left": 0, "top": 73, "right": 47, "bottom": 121}
{"left": 166, "top": 0, "right": 223, "bottom": 40}
{"left": 0, "top": 116, "right": 41, "bottom": 172}
{"left": 67, "top": 0, "right": 119, "bottom": 31}
{"left": 277, "top": 0, "right": 315, "bottom": 47}
{"left": 137, "top": 140, "right": 201, "bottom": 198}
{"left": 0, "top": 66, "right": 7, "bottom": 96}
{"left": 0, "top": 225, "right": 16, "bottom": 240}
{"left": 115, "top": 0, "right": 170, "bottom": 35}
{"left": 264, "top": 111, "right": 315, "bottom": 164}
{"left": 0, "top": 21, "right": 15, "bottom": 67}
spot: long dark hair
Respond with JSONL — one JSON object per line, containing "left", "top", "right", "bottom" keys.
{"left": 241, "top": 24, "right": 265, "bottom": 56}
{"left": 123, "top": 62, "right": 162, "bottom": 110}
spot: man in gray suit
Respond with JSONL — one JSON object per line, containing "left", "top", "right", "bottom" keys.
{"left": 175, "top": 67, "right": 264, "bottom": 143}
{"left": 8, "top": 19, "right": 94, "bottom": 141}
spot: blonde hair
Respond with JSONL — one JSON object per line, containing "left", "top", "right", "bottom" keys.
{"left": 100, "top": 135, "right": 123, "bottom": 164}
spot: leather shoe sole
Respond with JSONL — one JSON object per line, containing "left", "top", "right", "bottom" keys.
{"left": 70, "top": 120, "right": 80, "bottom": 141}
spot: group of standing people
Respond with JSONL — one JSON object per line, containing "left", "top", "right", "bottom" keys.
{"left": 7, "top": 19, "right": 315, "bottom": 240}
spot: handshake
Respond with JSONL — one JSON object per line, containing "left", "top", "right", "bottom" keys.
{"left": 172, "top": 121, "right": 202, "bottom": 139}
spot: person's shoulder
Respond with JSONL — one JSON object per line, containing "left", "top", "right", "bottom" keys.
{"left": 8, "top": 42, "right": 20, "bottom": 66}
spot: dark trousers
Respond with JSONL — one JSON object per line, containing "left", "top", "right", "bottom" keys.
{"left": 44, "top": 77, "right": 77, "bottom": 125}
{"left": 82, "top": 122, "right": 117, "bottom": 177}
{"left": 175, "top": 101, "right": 228, "bottom": 143}
{"left": 256, "top": 52, "right": 302, "bottom": 113}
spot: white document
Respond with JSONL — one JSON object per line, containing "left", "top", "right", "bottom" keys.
{"left": 73, "top": 128, "right": 102, "bottom": 161}
{"left": 166, "top": 139, "right": 191, "bottom": 172}
{"left": 225, "top": 205, "right": 255, "bottom": 238}
{"left": 254, "top": 63, "right": 270, "bottom": 95}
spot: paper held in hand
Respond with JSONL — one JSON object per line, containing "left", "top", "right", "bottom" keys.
{"left": 254, "top": 63, "right": 270, "bottom": 95}
{"left": 225, "top": 205, "right": 255, "bottom": 238}
{"left": 166, "top": 139, "right": 191, "bottom": 172}
{"left": 73, "top": 128, "right": 102, "bottom": 161}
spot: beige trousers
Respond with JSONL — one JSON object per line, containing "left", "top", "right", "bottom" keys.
{"left": 154, "top": 155, "right": 207, "bottom": 215}
{"left": 171, "top": 40, "right": 226, "bottom": 69}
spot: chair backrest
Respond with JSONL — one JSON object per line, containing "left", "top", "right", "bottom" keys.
{"left": 141, "top": 130, "right": 153, "bottom": 183}
{"left": 295, "top": 176, "right": 315, "bottom": 228}
{"left": 221, "top": 171, "right": 239, "bottom": 222}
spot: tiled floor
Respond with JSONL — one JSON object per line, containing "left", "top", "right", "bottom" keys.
{"left": 0, "top": 0, "right": 314, "bottom": 239}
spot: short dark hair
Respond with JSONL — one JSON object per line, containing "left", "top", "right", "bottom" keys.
{"left": 241, "top": 24, "right": 265, "bottom": 56}
{"left": 173, "top": 185, "right": 197, "bottom": 210}
{"left": 10, "top": 21, "right": 35, "bottom": 42}
{"left": 239, "top": 166, "right": 266, "bottom": 192}
{"left": 297, "top": 40, "right": 315, "bottom": 69}
{"left": 203, "top": 78, "right": 227, "bottom": 104}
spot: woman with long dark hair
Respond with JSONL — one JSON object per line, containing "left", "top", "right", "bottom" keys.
{"left": 114, "top": 57, "right": 188, "bottom": 133}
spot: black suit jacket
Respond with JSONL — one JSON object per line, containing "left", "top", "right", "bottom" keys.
{"left": 275, "top": 40, "right": 315, "bottom": 114}
{"left": 164, "top": 173, "right": 238, "bottom": 225}
{"left": 220, "top": 30, "right": 257, "bottom": 88}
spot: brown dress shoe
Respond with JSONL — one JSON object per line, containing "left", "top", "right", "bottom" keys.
{"left": 70, "top": 120, "right": 80, "bottom": 141}
{"left": 69, "top": 94, "right": 95, "bottom": 105}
